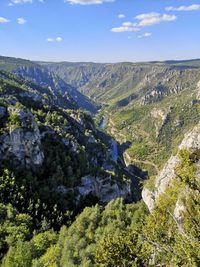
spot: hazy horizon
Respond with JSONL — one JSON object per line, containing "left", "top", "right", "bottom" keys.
{"left": 1, "top": 54, "right": 200, "bottom": 65}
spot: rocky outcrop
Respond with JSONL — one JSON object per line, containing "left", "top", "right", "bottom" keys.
{"left": 142, "top": 124, "right": 200, "bottom": 211}
{"left": 173, "top": 198, "right": 185, "bottom": 230}
{"left": 150, "top": 108, "right": 170, "bottom": 137}
{"left": 77, "top": 175, "right": 131, "bottom": 204}
{"left": 0, "top": 108, "right": 44, "bottom": 169}
{"left": 179, "top": 125, "right": 200, "bottom": 152}
{"left": 141, "top": 187, "right": 155, "bottom": 212}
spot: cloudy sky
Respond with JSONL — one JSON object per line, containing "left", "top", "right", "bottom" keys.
{"left": 0, "top": 0, "right": 200, "bottom": 62}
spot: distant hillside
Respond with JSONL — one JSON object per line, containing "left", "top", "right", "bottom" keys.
{"left": 0, "top": 56, "right": 98, "bottom": 113}
{"left": 148, "top": 59, "right": 200, "bottom": 68}
{"left": 43, "top": 60, "right": 200, "bottom": 175}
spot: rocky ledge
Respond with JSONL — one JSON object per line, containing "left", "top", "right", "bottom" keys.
{"left": 142, "top": 123, "right": 200, "bottom": 211}
{"left": 0, "top": 107, "right": 44, "bottom": 170}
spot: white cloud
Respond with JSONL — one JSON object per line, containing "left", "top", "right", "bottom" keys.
{"left": 10, "top": 0, "right": 32, "bottom": 4}
{"left": 135, "top": 12, "right": 177, "bottom": 27}
{"left": 111, "top": 11, "right": 177, "bottom": 34}
{"left": 111, "top": 26, "right": 140, "bottom": 33}
{"left": 122, "top": 22, "right": 137, "bottom": 27}
{"left": 47, "top": 37, "right": 63, "bottom": 42}
{"left": 56, "top": 37, "right": 63, "bottom": 42}
{"left": 0, "top": 17, "right": 10, "bottom": 23}
{"left": 118, "top": 14, "right": 125, "bottom": 19}
{"left": 138, "top": 32, "right": 152, "bottom": 38}
{"left": 64, "top": 0, "right": 114, "bottom": 5}
{"left": 47, "top": 38, "right": 54, "bottom": 42}
{"left": 166, "top": 4, "right": 200, "bottom": 12}
{"left": 9, "top": 0, "right": 44, "bottom": 4}
{"left": 17, "top": 17, "right": 27, "bottom": 24}
{"left": 111, "top": 20, "right": 140, "bottom": 33}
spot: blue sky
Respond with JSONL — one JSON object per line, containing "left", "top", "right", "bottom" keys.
{"left": 0, "top": 0, "right": 200, "bottom": 62}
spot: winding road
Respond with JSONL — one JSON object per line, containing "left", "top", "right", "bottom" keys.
{"left": 100, "top": 113, "right": 159, "bottom": 173}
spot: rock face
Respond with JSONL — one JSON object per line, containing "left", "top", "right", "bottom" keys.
{"left": 174, "top": 198, "right": 185, "bottom": 230}
{"left": 142, "top": 124, "right": 200, "bottom": 211}
{"left": 14, "top": 65, "right": 98, "bottom": 113}
{"left": 0, "top": 105, "right": 131, "bottom": 204}
{"left": 0, "top": 108, "right": 44, "bottom": 169}
{"left": 150, "top": 108, "right": 170, "bottom": 137}
{"left": 77, "top": 175, "right": 131, "bottom": 204}
{"left": 179, "top": 125, "right": 200, "bottom": 152}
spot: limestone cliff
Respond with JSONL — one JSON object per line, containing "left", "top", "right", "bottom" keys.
{"left": 142, "top": 123, "right": 200, "bottom": 211}
{"left": 0, "top": 107, "right": 44, "bottom": 170}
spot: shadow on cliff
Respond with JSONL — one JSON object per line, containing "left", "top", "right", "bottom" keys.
{"left": 97, "top": 129, "right": 148, "bottom": 203}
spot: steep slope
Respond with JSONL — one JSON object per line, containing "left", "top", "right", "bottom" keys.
{"left": 43, "top": 60, "right": 200, "bottom": 175}
{"left": 141, "top": 124, "right": 200, "bottom": 265}
{"left": 142, "top": 124, "right": 200, "bottom": 211}
{"left": 43, "top": 61, "right": 200, "bottom": 103}
{"left": 40, "top": 61, "right": 105, "bottom": 89}
{"left": 0, "top": 70, "right": 135, "bottom": 232}
{"left": 0, "top": 56, "right": 98, "bottom": 113}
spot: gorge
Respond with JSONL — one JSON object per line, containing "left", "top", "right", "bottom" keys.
{"left": 0, "top": 55, "right": 199, "bottom": 267}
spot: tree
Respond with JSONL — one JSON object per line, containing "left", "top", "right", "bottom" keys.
{"left": 2, "top": 240, "right": 32, "bottom": 267}
{"left": 95, "top": 230, "right": 144, "bottom": 267}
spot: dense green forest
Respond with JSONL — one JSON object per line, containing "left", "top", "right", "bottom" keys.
{"left": 1, "top": 155, "right": 200, "bottom": 266}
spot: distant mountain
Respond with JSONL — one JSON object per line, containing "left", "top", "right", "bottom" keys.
{"left": 43, "top": 60, "right": 200, "bottom": 174}
{"left": 0, "top": 56, "right": 98, "bottom": 113}
{"left": 148, "top": 58, "right": 200, "bottom": 68}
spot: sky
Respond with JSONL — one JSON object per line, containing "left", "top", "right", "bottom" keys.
{"left": 0, "top": 0, "right": 200, "bottom": 62}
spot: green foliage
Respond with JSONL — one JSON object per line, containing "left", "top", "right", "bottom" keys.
{"left": 8, "top": 112, "right": 21, "bottom": 128}
{"left": 0, "top": 203, "right": 32, "bottom": 261}
{"left": 60, "top": 199, "right": 148, "bottom": 267}
{"left": 175, "top": 149, "right": 198, "bottom": 189}
{"left": 95, "top": 230, "right": 143, "bottom": 267}
{"left": 127, "top": 143, "right": 154, "bottom": 161}
{"left": 0, "top": 169, "right": 27, "bottom": 210}
{"left": 143, "top": 175, "right": 156, "bottom": 190}
{"left": 31, "top": 230, "right": 57, "bottom": 258}
{"left": 142, "top": 151, "right": 200, "bottom": 267}
{"left": 2, "top": 240, "right": 32, "bottom": 267}
{"left": 33, "top": 244, "right": 61, "bottom": 267}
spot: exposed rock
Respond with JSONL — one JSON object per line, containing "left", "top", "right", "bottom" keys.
{"left": 150, "top": 108, "right": 169, "bottom": 137}
{"left": 77, "top": 175, "right": 131, "bottom": 204}
{"left": 179, "top": 124, "right": 200, "bottom": 152}
{"left": 142, "top": 124, "right": 200, "bottom": 211}
{"left": 174, "top": 198, "right": 185, "bottom": 229}
{"left": 151, "top": 108, "right": 166, "bottom": 121}
{"left": 141, "top": 188, "right": 155, "bottom": 212}
{"left": 0, "top": 108, "right": 44, "bottom": 169}
{"left": 155, "top": 155, "right": 180, "bottom": 198}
